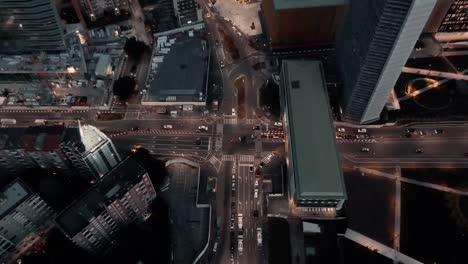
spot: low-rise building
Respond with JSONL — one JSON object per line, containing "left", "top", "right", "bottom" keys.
{"left": 142, "top": 23, "right": 209, "bottom": 106}
{"left": 55, "top": 158, "right": 157, "bottom": 253}
{"left": 280, "top": 60, "right": 346, "bottom": 217}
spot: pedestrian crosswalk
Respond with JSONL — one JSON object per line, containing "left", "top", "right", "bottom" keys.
{"left": 209, "top": 155, "right": 220, "bottom": 165}
{"left": 107, "top": 129, "right": 201, "bottom": 138}
{"left": 239, "top": 155, "right": 254, "bottom": 162}
{"left": 336, "top": 139, "right": 377, "bottom": 143}
{"left": 261, "top": 138, "right": 284, "bottom": 143}
{"left": 224, "top": 117, "right": 237, "bottom": 125}
{"left": 222, "top": 154, "right": 236, "bottom": 162}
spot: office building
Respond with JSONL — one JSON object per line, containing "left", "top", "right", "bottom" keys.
{"left": 423, "top": 0, "right": 468, "bottom": 42}
{"left": 261, "top": 0, "right": 345, "bottom": 50}
{"left": 0, "top": 124, "right": 120, "bottom": 181}
{"left": 280, "top": 60, "right": 346, "bottom": 217}
{"left": 0, "top": 179, "right": 54, "bottom": 262}
{"left": 338, "top": 0, "right": 436, "bottom": 124}
{"left": 173, "top": 0, "right": 201, "bottom": 27}
{"left": 56, "top": 158, "right": 157, "bottom": 253}
{"left": 0, "top": 0, "right": 66, "bottom": 54}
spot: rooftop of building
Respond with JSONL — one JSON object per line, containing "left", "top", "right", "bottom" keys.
{"left": 0, "top": 124, "right": 110, "bottom": 154}
{"left": 55, "top": 157, "right": 147, "bottom": 238}
{"left": 273, "top": 0, "right": 346, "bottom": 10}
{"left": 0, "top": 178, "right": 32, "bottom": 219}
{"left": 281, "top": 60, "right": 345, "bottom": 200}
{"left": 142, "top": 23, "right": 209, "bottom": 104}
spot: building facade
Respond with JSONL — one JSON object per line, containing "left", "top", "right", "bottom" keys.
{"left": 0, "top": 124, "right": 120, "bottom": 182}
{"left": 261, "top": 0, "right": 345, "bottom": 50}
{"left": 338, "top": 0, "right": 436, "bottom": 124}
{"left": 0, "top": 179, "right": 54, "bottom": 262}
{"left": 0, "top": 0, "right": 66, "bottom": 54}
{"left": 173, "top": 0, "right": 201, "bottom": 26}
{"left": 56, "top": 158, "right": 157, "bottom": 253}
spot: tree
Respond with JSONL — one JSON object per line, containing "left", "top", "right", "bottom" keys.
{"left": 124, "top": 37, "right": 150, "bottom": 61}
{"left": 113, "top": 76, "right": 136, "bottom": 100}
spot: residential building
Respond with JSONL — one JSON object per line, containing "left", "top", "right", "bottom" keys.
{"left": 55, "top": 158, "right": 157, "bottom": 253}
{"left": 280, "top": 60, "right": 346, "bottom": 217}
{"left": 142, "top": 23, "right": 209, "bottom": 106}
{"left": 0, "top": 124, "right": 120, "bottom": 182}
{"left": 0, "top": 179, "right": 54, "bottom": 262}
{"left": 261, "top": 0, "right": 345, "bottom": 50}
{"left": 338, "top": 0, "right": 437, "bottom": 124}
{"left": 0, "top": 0, "right": 66, "bottom": 54}
{"left": 173, "top": 0, "right": 201, "bottom": 27}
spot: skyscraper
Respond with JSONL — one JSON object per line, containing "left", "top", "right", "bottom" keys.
{"left": 0, "top": 124, "right": 121, "bottom": 181}
{"left": 0, "top": 179, "right": 54, "bottom": 262}
{"left": 0, "top": 0, "right": 66, "bottom": 54}
{"left": 338, "top": 0, "right": 437, "bottom": 124}
{"left": 56, "top": 158, "right": 157, "bottom": 253}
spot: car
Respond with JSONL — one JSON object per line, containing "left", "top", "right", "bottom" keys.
{"left": 232, "top": 174, "right": 235, "bottom": 180}
{"left": 274, "top": 122, "right": 283, "bottom": 127}
{"left": 198, "top": 125, "right": 208, "bottom": 131}
{"left": 434, "top": 129, "right": 444, "bottom": 134}
{"left": 163, "top": 124, "right": 173, "bottom": 129}
{"left": 237, "top": 32, "right": 242, "bottom": 37}
{"left": 238, "top": 214, "right": 243, "bottom": 229}
{"left": 272, "top": 135, "right": 280, "bottom": 139}
{"left": 253, "top": 210, "right": 259, "bottom": 217}
{"left": 231, "top": 189, "right": 235, "bottom": 197}
{"left": 404, "top": 133, "right": 412, "bottom": 138}
{"left": 232, "top": 182, "right": 235, "bottom": 188}
{"left": 338, "top": 128, "right": 346, "bottom": 132}
{"left": 230, "top": 221, "right": 235, "bottom": 229}
{"left": 249, "top": 166, "right": 254, "bottom": 172}
{"left": 257, "top": 228, "right": 262, "bottom": 246}
{"left": 205, "top": 13, "right": 211, "bottom": 18}
{"left": 254, "top": 179, "right": 259, "bottom": 187}
{"left": 416, "top": 148, "right": 423, "bottom": 153}
{"left": 418, "top": 130, "right": 426, "bottom": 136}
{"left": 252, "top": 125, "right": 260, "bottom": 130}
{"left": 238, "top": 136, "right": 246, "bottom": 142}
{"left": 132, "top": 126, "right": 139, "bottom": 131}
{"left": 406, "top": 128, "right": 415, "bottom": 133}
{"left": 238, "top": 239, "right": 243, "bottom": 255}
{"left": 255, "top": 169, "right": 261, "bottom": 178}
{"left": 213, "top": 241, "right": 218, "bottom": 252}
{"left": 357, "top": 128, "right": 367, "bottom": 133}
{"left": 130, "top": 65, "right": 137, "bottom": 77}
{"left": 254, "top": 189, "right": 258, "bottom": 199}
{"left": 230, "top": 232, "right": 235, "bottom": 251}
{"left": 361, "top": 147, "right": 370, "bottom": 152}
{"left": 232, "top": 108, "right": 236, "bottom": 116}
{"left": 231, "top": 202, "right": 236, "bottom": 210}
{"left": 224, "top": 17, "right": 230, "bottom": 22}
{"left": 215, "top": 39, "right": 219, "bottom": 46}
{"left": 356, "top": 135, "right": 365, "bottom": 139}
{"left": 220, "top": 61, "right": 225, "bottom": 68}
{"left": 251, "top": 134, "right": 256, "bottom": 139}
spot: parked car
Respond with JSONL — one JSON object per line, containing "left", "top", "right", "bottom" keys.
{"left": 357, "top": 128, "right": 367, "bottom": 133}
{"left": 163, "top": 124, "right": 173, "bottom": 129}
{"left": 406, "top": 128, "right": 415, "bottom": 133}
{"left": 361, "top": 147, "right": 370, "bottom": 152}
{"left": 274, "top": 122, "right": 283, "bottom": 127}
{"left": 198, "top": 125, "right": 208, "bottom": 131}
{"left": 252, "top": 125, "right": 260, "bottom": 130}
{"left": 338, "top": 128, "right": 345, "bottom": 132}
{"left": 416, "top": 148, "right": 423, "bottom": 153}
{"left": 434, "top": 129, "right": 444, "bottom": 134}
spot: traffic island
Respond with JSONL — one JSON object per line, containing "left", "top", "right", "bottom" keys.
{"left": 234, "top": 76, "right": 246, "bottom": 119}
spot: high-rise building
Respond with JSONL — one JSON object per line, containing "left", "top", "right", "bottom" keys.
{"left": 425, "top": 0, "right": 468, "bottom": 33}
{"left": 261, "top": 0, "right": 345, "bottom": 50}
{"left": 280, "top": 60, "right": 346, "bottom": 218}
{"left": 173, "top": 0, "right": 201, "bottom": 27}
{"left": 55, "top": 158, "right": 157, "bottom": 253}
{"left": 338, "top": 0, "right": 436, "bottom": 124}
{"left": 79, "top": 0, "right": 127, "bottom": 21}
{"left": 0, "top": 179, "right": 54, "bottom": 262}
{"left": 0, "top": 0, "right": 66, "bottom": 54}
{"left": 0, "top": 124, "right": 120, "bottom": 181}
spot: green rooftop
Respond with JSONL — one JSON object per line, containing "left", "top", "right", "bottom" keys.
{"left": 282, "top": 60, "right": 346, "bottom": 201}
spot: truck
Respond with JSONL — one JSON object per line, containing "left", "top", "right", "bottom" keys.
{"left": 0, "top": 118, "right": 16, "bottom": 125}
